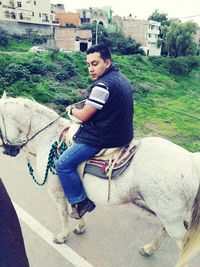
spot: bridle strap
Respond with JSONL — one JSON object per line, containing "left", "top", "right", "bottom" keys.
{"left": 0, "top": 100, "right": 66, "bottom": 149}
{"left": 23, "top": 113, "right": 65, "bottom": 147}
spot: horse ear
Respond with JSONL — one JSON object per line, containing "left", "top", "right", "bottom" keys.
{"left": 1, "top": 91, "right": 7, "bottom": 99}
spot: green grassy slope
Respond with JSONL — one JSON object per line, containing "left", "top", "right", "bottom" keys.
{"left": 0, "top": 50, "right": 199, "bottom": 152}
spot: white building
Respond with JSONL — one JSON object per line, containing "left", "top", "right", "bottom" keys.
{"left": 0, "top": 0, "right": 53, "bottom": 35}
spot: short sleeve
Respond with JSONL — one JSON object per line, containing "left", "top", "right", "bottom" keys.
{"left": 86, "top": 82, "right": 109, "bottom": 110}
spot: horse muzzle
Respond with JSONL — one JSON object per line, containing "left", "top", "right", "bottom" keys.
{"left": 3, "top": 144, "right": 22, "bottom": 157}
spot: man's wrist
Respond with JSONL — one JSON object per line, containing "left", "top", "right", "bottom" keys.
{"left": 70, "top": 107, "right": 75, "bottom": 115}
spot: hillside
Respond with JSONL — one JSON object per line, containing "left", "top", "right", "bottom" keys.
{"left": 0, "top": 50, "right": 199, "bottom": 152}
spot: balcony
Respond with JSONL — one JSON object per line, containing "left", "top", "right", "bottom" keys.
{"left": 3, "top": 4, "right": 15, "bottom": 9}
{"left": 42, "top": 19, "right": 50, "bottom": 22}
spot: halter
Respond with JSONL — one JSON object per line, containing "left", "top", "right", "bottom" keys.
{"left": 0, "top": 101, "right": 65, "bottom": 150}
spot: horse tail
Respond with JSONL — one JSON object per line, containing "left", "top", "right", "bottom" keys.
{"left": 175, "top": 172, "right": 200, "bottom": 267}
{"left": 192, "top": 152, "right": 200, "bottom": 179}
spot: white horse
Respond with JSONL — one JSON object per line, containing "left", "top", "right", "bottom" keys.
{"left": 0, "top": 95, "right": 200, "bottom": 267}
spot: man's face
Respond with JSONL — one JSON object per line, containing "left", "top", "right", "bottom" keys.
{"left": 86, "top": 52, "right": 111, "bottom": 81}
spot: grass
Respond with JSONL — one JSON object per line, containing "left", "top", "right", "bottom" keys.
{"left": 0, "top": 47, "right": 199, "bottom": 152}
{"left": 133, "top": 66, "right": 200, "bottom": 152}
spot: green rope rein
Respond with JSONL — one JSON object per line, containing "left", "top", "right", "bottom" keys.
{"left": 27, "top": 141, "right": 68, "bottom": 186}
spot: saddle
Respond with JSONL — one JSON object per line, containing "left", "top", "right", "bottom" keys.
{"left": 83, "top": 140, "right": 138, "bottom": 180}
{"left": 60, "top": 123, "right": 139, "bottom": 180}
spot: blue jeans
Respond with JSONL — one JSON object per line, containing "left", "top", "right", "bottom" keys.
{"left": 55, "top": 142, "right": 101, "bottom": 205}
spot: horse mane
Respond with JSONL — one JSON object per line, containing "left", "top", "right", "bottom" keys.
{"left": 3, "top": 97, "right": 59, "bottom": 120}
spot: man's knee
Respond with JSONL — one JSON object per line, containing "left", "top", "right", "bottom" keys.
{"left": 55, "top": 159, "right": 74, "bottom": 174}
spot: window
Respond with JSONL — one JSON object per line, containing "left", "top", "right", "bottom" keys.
{"left": 0, "top": 2, "right": 2, "bottom": 5}
{"left": 11, "top": 12, "right": 16, "bottom": 19}
{"left": 4, "top": 10, "right": 10, "bottom": 18}
{"left": 34, "top": 1, "right": 36, "bottom": 5}
{"left": 19, "top": 13, "right": 23, "bottom": 20}
{"left": 39, "top": 13, "right": 41, "bottom": 18}
{"left": 32, "top": 12, "right": 34, "bottom": 16}
{"left": 17, "top": 2, "right": 22, "bottom": 7}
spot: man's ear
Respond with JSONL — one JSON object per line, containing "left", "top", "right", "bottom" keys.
{"left": 105, "top": 59, "right": 111, "bottom": 68}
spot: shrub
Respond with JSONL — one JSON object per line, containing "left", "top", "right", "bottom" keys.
{"left": 22, "top": 57, "right": 48, "bottom": 75}
{"left": 52, "top": 88, "right": 82, "bottom": 105}
{"left": 148, "top": 56, "right": 169, "bottom": 72}
{"left": 4, "top": 63, "right": 31, "bottom": 84}
{"left": 0, "top": 28, "right": 9, "bottom": 48}
{"left": 169, "top": 57, "right": 199, "bottom": 75}
{"left": 55, "top": 62, "right": 78, "bottom": 81}
{"left": 0, "top": 77, "right": 7, "bottom": 92}
{"left": 132, "top": 82, "right": 151, "bottom": 99}
{"left": 29, "top": 33, "right": 47, "bottom": 45}
{"left": 30, "top": 82, "right": 52, "bottom": 103}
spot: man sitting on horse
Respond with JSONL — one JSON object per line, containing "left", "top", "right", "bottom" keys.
{"left": 55, "top": 43, "right": 134, "bottom": 219}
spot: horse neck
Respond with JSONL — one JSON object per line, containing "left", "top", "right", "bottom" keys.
{"left": 25, "top": 104, "right": 70, "bottom": 154}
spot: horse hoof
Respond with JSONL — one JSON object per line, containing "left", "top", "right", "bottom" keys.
{"left": 53, "top": 237, "right": 67, "bottom": 244}
{"left": 139, "top": 247, "right": 152, "bottom": 257}
{"left": 73, "top": 228, "right": 85, "bottom": 235}
{"left": 53, "top": 232, "right": 69, "bottom": 244}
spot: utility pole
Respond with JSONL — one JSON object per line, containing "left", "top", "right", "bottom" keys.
{"left": 95, "top": 20, "right": 99, "bottom": 44}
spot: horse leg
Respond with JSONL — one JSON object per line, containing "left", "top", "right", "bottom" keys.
{"left": 164, "top": 221, "right": 188, "bottom": 267}
{"left": 47, "top": 176, "right": 86, "bottom": 243}
{"left": 139, "top": 225, "right": 167, "bottom": 257}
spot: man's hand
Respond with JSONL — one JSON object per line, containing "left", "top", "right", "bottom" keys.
{"left": 66, "top": 104, "right": 97, "bottom": 122}
{"left": 66, "top": 105, "right": 75, "bottom": 114}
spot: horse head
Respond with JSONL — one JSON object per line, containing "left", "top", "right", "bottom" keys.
{"left": 0, "top": 94, "right": 32, "bottom": 157}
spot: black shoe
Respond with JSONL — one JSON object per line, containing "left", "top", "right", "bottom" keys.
{"left": 70, "top": 198, "right": 96, "bottom": 220}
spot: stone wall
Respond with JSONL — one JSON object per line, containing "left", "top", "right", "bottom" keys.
{"left": 0, "top": 20, "right": 53, "bottom": 35}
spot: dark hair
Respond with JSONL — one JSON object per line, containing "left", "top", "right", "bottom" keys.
{"left": 86, "top": 43, "right": 111, "bottom": 61}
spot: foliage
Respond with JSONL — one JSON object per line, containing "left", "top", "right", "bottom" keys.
{"left": 28, "top": 32, "right": 47, "bottom": 45}
{"left": 148, "top": 9, "right": 169, "bottom": 26}
{"left": 66, "top": 23, "right": 77, "bottom": 28}
{"left": 97, "top": 27, "right": 144, "bottom": 55}
{"left": 4, "top": 63, "right": 31, "bottom": 84}
{"left": 165, "top": 21, "right": 198, "bottom": 57}
{"left": 0, "top": 51, "right": 200, "bottom": 151}
{"left": 168, "top": 56, "right": 199, "bottom": 75}
{"left": 55, "top": 62, "right": 78, "bottom": 81}
{"left": 52, "top": 87, "right": 83, "bottom": 105}
{"left": 0, "top": 30, "right": 47, "bottom": 52}
{"left": 0, "top": 28, "right": 9, "bottom": 48}
{"left": 21, "top": 57, "right": 49, "bottom": 75}
{"left": 78, "top": 23, "right": 92, "bottom": 30}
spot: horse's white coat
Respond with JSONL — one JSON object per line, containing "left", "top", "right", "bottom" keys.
{"left": 0, "top": 97, "right": 199, "bottom": 266}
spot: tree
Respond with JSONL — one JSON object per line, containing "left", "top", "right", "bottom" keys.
{"left": 99, "top": 30, "right": 144, "bottom": 55}
{"left": 165, "top": 21, "right": 198, "bottom": 57}
{"left": 148, "top": 9, "right": 169, "bottom": 26}
{"left": 66, "top": 23, "right": 76, "bottom": 28}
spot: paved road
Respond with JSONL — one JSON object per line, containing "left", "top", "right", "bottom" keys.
{"left": 0, "top": 151, "right": 199, "bottom": 267}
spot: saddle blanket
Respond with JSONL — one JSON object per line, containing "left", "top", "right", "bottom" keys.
{"left": 79, "top": 140, "right": 139, "bottom": 180}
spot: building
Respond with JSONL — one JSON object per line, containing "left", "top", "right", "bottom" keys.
{"left": 55, "top": 28, "right": 92, "bottom": 52}
{"left": 0, "top": 0, "right": 53, "bottom": 35}
{"left": 55, "top": 12, "right": 80, "bottom": 27}
{"left": 77, "top": 7, "right": 109, "bottom": 28}
{"left": 113, "top": 16, "right": 162, "bottom": 56}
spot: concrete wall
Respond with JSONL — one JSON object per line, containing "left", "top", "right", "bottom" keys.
{"left": 0, "top": 20, "right": 53, "bottom": 35}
